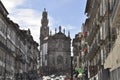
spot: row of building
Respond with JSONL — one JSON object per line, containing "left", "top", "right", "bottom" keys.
{"left": 72, "top": 0, "right": 120, "bottom": 80}
{"left": 0, "top": 1, "right": 39, "bottom": 80}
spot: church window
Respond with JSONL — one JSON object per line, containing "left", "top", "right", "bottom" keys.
{"left": 45, "top": 54, "right": 47, "bottom": 60}
{"left": 52, "top": 57, "right": 55, "bottom": 65}
{"left": 66, "top": 58, "right": 67, "bottom": 64}
{"left": 57, "top": 55, "right": 63, "bottom": 64}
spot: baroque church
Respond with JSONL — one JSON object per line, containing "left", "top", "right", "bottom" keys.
{"left": 40, "top": 9, "right": 71, "bottom": 75}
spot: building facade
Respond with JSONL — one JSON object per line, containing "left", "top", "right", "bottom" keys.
{"left": 72, "top": 25, "right": 88, "bottom": 80}
{"left": 83, "top": 0, "right": 112, "bottom": 80}
{"left": 104, "top": 0, "right": 120, "bottom": 80}
{"left": 72, "top": 32, "right": 83, "bottom": 70}
{"left": 40, "top": 9, "right": 71, "bottom": 75}
{"left": 0, "top": 1, "right": 39, "bottom": 80}
{"left": 73, "top": 0, "right": 120, "bottom": 80}
{"left": 48, "top": 26, "right": 71, "bottom": 75}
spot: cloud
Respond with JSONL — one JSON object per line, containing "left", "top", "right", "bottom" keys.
{"left": 1, "top": 0, "right": 42, "bottom": 43}
{"left": 9, "top": 8, "right": 41, "bottom": 43}
{"left": 1, "top": 0, "right": 76, "bottom": 43}
{"left": 9, "top": 9, "right": 41, "bottom": 27}
{"left": 1, "top": 0, "right": 25, "bottom": 12}
{"left": 62, "top": 24, "right": 76, "bottom": 30}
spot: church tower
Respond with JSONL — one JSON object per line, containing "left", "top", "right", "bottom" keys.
{"left": 40, "top": 8, "right": 49, "bottom": 45}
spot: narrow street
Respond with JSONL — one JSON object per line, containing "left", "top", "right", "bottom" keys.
{"left": 0, "top": 0, "right": 120, "bottom": 80}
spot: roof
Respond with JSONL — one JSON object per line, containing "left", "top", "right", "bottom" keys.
{"left": 0, "top": 1, "right": 9, "bottom": 15}
{"left": 53, "top": 32, "right": 67, "bottom": 39}
{"left": 85, "top": 0, "right": 91, "bottom": 14}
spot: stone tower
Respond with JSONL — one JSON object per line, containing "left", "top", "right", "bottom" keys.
{"left": 40, "top": 8, "right": 49, "bottom": 67}
{"left": 40, "top": 8, "right": 49, "bottom": 45}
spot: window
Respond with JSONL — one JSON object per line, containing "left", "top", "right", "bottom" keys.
{"left": 0, "top": 19, "right": 7, "bottom": 36}
{"left": 57, "top": 55, "right": 63, "bottom": 64}
{"left": 111, "top": 27, "right": 117, "bottom": 41}
{"left": 66, "top": 58, "right": 67, "bottom": 64}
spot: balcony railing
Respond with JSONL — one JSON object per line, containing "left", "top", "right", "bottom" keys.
{"left": 0, "top": 40, "right": 13, "bottom": 53}
{"left": 86, "top": 29, "right": 95, "bottom": 45}
{"left": 93, "top": 42, "right": 99, "bottom": 52}
{"left": 111, "top": 0, "right": 120, "bottom": 22}
{"left": 86, "top": 24, "right": 99, "bottom": 45}
{"left": 85, "top": 41, "right": 100, "bottom": 60}
{"left": 89, "top": 0, "right": 100, "bottom": 18}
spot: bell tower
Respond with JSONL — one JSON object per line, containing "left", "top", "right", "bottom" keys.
{"left": 40, "top": 8, "right": 49, "bottom": 45}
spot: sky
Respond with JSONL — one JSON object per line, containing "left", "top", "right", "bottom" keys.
{"left": 1, "top": 0, "right": 87, "bottom": 43}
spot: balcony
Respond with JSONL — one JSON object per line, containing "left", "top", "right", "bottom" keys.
{"left": 89, "top": 0, "right": 100, "bottom": 18}
{"left": 0, "top": 40, "right": 14, "bottom": 54}
{"left": 86, "top": 24, "right": 99, "bottom": 45}
{"left": 89, "top": 65, "right": 98, "bottom": 78}
{"left": 98, "top": 15, "right": 104, "bottom": 23}
{"left": 92, "top": 24, "right": 100, "bottom": 35}
{"left": 86, "top": 30, "right": 95, "bottom": 45}
{"left": 85, "top": 41, "right": 100, "bottom": 60}
{"left": 111, "top": 0, "right": 120, "bottom": 25}
{"left": 93, "top": 42, "right": 100, "bottom": 52}
{"left": 98, "top": 38, "right": 105, "bottom": 46}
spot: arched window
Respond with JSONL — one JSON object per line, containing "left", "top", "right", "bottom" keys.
{"left": 57, "top": 55, "right": 63, "bottom": 64}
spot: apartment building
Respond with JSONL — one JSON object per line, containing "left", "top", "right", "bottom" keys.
{"left": 0, "top": 1, "right": 39, "bottom": 80}
{"left": 82, "top": 0, "right": 120, "bottom": 80}
{"left": 84, "top": 0, "right": 112, "bottom": 80}
{"left": 72, "top": 32, "right": 83, "bottom": 70}
{"left": 104, "top": 0, "right": 120, "bottom": 80}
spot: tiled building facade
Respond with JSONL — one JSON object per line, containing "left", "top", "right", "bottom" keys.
{"left": 0, "top": 1, "right": 39, "bottom": 80}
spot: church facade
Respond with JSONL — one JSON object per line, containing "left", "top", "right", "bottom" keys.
{"left": 40, "top": 9, "right": 71, "bottom": 75}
